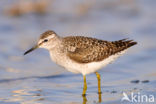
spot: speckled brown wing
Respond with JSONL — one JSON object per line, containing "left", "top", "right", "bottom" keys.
{"left": 63, "top": 36, "right": 137, "bottom": 63}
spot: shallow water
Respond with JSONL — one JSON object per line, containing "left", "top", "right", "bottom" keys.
{"left": 0, "top": 0, "right": 156, "bottom": 104}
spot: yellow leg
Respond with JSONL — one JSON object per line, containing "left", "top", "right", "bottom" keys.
{"left": 82, "top": 75, "right": 87, "bottom": 96}
{"left": 95, "top": 72, "right": 102, "bottom": 103}
{"left": 95, "top": 72, "right": 102, "bottom": 94}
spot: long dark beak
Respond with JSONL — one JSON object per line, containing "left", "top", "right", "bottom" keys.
{"left": 24, "top": 45, "right": 39, "bottom": 55}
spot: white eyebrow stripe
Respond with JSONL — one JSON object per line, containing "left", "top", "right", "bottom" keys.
{"left": 38, "top": 34, "right": 55, "bottom": 45}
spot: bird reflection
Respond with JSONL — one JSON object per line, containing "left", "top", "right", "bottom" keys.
{"left": 82, "top": 92, "right": 102, "bottom": 104}
{"left": 98, "top": 92, "right": 102, "bottom": 103}
{"left": 82, "top": 95, "right": 87, "bottom": 104}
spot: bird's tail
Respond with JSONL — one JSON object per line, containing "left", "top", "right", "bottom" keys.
{"left": 111, "top": 38, "right": 137, "bottom": 53}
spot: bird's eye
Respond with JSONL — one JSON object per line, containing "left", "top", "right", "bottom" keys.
{"left": 43, "top": 39, "right": 48, "bottom": 42}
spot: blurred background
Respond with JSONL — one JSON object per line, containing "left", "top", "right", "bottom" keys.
{"left": 0, "top": 0, "right": 156, "bottom": 104}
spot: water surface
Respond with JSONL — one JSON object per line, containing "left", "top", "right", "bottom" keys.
{"left": 0, "top": 0, "right": 156, "bottom": 104}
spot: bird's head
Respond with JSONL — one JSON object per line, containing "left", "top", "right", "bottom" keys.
{"left": 24, "top": 30, "right": 59, "bottom": 55}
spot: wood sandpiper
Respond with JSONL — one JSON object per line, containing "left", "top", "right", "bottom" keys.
{"left": 24, "top": 30, "right": 137, "bottom": 96}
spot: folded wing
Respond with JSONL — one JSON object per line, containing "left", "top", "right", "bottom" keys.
{"left": 63, "top": 36, "right": 137, "bottom": 63}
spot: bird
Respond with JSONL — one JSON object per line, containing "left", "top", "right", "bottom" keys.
{"left": 24, "top": 30, "right": 137, "bottom": 96}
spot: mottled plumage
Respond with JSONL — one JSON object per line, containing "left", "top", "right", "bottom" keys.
{"left": 62, "top": 36, "right": 137, "bottom": 63}
{"left": 24, "top": 30, "right": 137, "bottom": 95}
